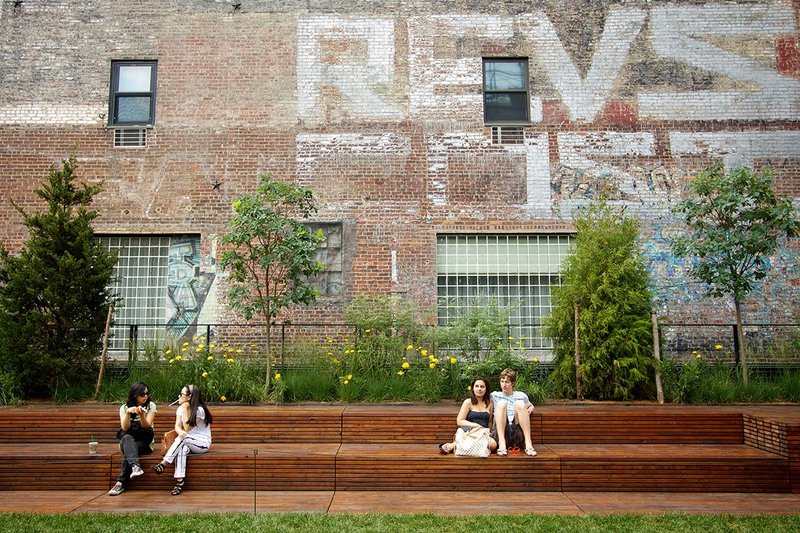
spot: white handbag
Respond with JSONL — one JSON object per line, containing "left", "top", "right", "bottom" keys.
{"left": 454, "top": 426, "right": 491, "bottom": 457}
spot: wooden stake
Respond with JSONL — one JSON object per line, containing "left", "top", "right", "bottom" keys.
{"left": 94, "top": 303, "right": 114, "bottom": 400}
{"left": 652, "top": 311, "right": 664, "bottom": 404}
{"left": 575, "top": 304, "right": 582, "bottom": 400}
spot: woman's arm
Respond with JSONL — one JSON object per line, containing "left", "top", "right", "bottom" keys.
{"left": 140, "top": 406, "right": 155, "bottom": 430}
{"left": 175, "top": 405, "right": 195, "bottom": 437}
{"left": 456, "top": 399, "right": 478, "bottom": 428}
{"left": 119, "top": 406, "right": 131, "bottom": 431}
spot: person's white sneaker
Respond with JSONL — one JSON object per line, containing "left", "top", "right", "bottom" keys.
{"left": 130, "top": 465, "right": 144, "bottom": 478}
{"left": 108, "top": 482, "right": 124, "bottom": 496}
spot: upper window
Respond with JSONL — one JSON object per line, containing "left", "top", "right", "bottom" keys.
{"left": 483, "top": 59, "right": 529, "bottom": 124}
{"left": 109, "top": 61, "right": 157, "bottom": 127}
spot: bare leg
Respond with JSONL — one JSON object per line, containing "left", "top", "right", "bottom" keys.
{"left": 514, "top": 400, "right": 534, "bottom": 449}
{"left": 495, "top": 402, "right": 508, "bottom": 452}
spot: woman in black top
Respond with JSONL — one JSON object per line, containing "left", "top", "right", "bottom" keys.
{"left": 439, "top": 376, "right": 498, "bottom": 455}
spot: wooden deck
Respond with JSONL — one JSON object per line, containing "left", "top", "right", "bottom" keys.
{"left": 0, "top": 403, "right": 798, "bottom": 494}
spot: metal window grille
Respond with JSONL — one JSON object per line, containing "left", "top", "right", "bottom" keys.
{"left": 491, "top": 126, "right": 525, "bottom": 145}
{"left": 98, "top": 236, "right": 171, "bottom": 350}
{"left": 436, "top": 234, "right": 572, "bottom": 360}
{"left": 114, "top": 128, "right": 147, "bottom": 148}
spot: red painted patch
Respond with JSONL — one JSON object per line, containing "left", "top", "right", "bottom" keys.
{"left": 598, "top": 100, "right": 638, "bottom": 126}
{"left": 776, "top": 37, "right": 800, "bottom": 78}
{"left": 541, "top": 100, "right": 570, "bottom": 124}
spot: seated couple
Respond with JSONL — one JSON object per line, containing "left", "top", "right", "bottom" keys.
{"left": 439, "top": 368, "right": 537, "bottom": 457}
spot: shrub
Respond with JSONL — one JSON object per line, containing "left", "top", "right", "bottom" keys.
{"left": 545, "top": 199, "right": 655, "bottom": 400}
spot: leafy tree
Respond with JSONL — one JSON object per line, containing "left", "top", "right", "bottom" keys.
{"left": 672, "top": 164, "right": 800, "bottom": 385}
{"left": 219, "top": 175, "right": 326, "bottom": 388}
{"left": 0, "top": 155, "right": 117, "bottom": 398}
{"left": 544, "top": 199, "right": 655, "bottom": 400}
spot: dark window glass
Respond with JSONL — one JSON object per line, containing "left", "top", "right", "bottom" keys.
{"left": 110, "top": 61, "right": 157, "bottom": 126}
{"left": 483, "top": 59, "right": 529, "bottom": 124}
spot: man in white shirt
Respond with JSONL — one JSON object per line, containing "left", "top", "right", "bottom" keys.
{"left": 490, "top": 368, "right": 537, "bottom": 456}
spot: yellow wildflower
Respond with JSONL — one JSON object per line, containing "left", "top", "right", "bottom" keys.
{"left": 397, "top": 370, "right": 405, "bottom": 376}
{"left": 202, "top": 371, "right": 208, "bottom": 378}
{"left": 364, "top": 329, "right": 371, "bottom": 333}
{"left": 236, "top": 349, "right": 243, "bottom": 354}
{"left": 168, "top": 359, "right": 174, "bottom": 364}
{"left": 401, "top": 362, "right": 410, "bottom": 369}
{"left": 429, "top": 362, "right": 436, "bottom": 369}
{"left": 198, "top": 344, "right": 205, "bottom": 349}
{"left": 209, "top": 344, "right": 215, "bottom": 349}
{"left": 406, "top": 344, "right": 414, "bottom": 350}
{"left": 696, "top": 354, "right": 702, "bottom": 359}
{"left": 333, "top": 358, "right": 340, "bottom": 364}
{"left": 274, "top": 373, "right": 282, "bottom": 381}
{"left": 175, "top": 355, "right": 182, "bottom": 361}
{"left": 220, "top": 396, "right": 227, "bottom": 402}
{"left": 165, "top": 349, "right": 172, "bottom": 355}
{"left": 347, "top": 374, "right": 353, "bottom": 380}
{"left": 182, "top": 342, "right": 189, "bottom": 347}
{"left": 449, "top": 357, "right": 457, "bottom": 365}
{"left": 715, "top": 344, "right": 723, "bottom": 350}
{"left": 207, "top": 356, "right": 214, "bottom": 361}
{"left": 181, "top": 347, "right": 187, "bottom": 352}
{"left": 533, "top": 358, "right": 539, "bottom": 364}
{"left": 421, "top": 349, "right": 428, "bottom": 356}
{"left": 343, "top": 380, "right": 350, "bottom": 385}
{"left": 227, "top": 358, "right": 234, "bottom": 364}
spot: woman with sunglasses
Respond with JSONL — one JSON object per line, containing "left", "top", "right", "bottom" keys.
{"left": 150, "top": 384, "right": 213, "bottom": 495}
{"left": 438, "top": 376, "right": 497, "bottom": 455}
{"left": 108, "top": 381, "right": 158, "bottom": 496}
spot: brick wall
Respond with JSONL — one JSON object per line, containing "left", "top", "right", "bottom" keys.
{"left": 1, "top": 0, "right": 798, "bottom": 332}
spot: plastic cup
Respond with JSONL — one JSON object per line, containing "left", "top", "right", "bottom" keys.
{"left": 88, "top": 441, "right": 98, "bottom": 455}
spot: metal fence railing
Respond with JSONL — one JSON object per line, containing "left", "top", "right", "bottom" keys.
{"left": 109, "top": 321, "right": 800, "bottom": 369}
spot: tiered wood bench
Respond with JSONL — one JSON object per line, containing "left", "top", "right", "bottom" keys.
{"left": 0, "top": 403, "right": 797, "bottom": 493}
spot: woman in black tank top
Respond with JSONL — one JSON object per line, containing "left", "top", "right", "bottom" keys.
{"left": 439, "top": 376, "right": 498, "bottom": 455}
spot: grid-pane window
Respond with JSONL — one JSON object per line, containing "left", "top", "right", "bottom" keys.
{"left": 483, "top": 59, "right": 529, "bottom": 124}
{"left": 109, "top": 61, "right": 157, "bottom": 126}
{"left": 98, "top": 235, "right": 205, "bottom": 352}
{"left": 307, "top": 223, "right": 344, "bottom": 296}
{"left": 437, "top": 234, "right": 572, "bottom": 359}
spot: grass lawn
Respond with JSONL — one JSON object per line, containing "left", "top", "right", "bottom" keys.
{"left": 1, "top": 513, "right": 798, "bottom": 532}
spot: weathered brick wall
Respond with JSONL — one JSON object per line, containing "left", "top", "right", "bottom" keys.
{"left": 1, "top": 0, "right": 798, "bottom": 332}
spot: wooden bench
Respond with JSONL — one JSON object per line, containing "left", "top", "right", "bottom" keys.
{"left": 1, "top": 404, "right": 798, "bottom": 493}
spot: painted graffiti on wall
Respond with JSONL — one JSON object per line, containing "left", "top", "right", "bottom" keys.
{"left": 167, "top": 236, "right": 215, "bottom": 336}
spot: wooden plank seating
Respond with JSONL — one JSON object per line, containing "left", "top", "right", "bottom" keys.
{"left": 0, "top": 403, "right": 798, "bottom": 493}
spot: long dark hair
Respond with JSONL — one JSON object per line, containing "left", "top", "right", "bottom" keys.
{"left": 469, "top": 376, "right": 492, "bottom": 408}
{"left": 184, "top": 384, "right": 213, "bottom": 427}
{"left": 126, "top": 381, "right": 150, "bottom": 409}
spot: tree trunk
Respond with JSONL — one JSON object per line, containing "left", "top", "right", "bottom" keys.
{"left": 734, "top": 299, "right": 748, "bottom": 386}
{"left": 651, "top": 311, "right": 664, "bottom": 404}
{"left": 264, "top": 320, "right": 272, "bottom": 390}
{"left": 93, "top": 303, "right": 114, "bottom": 400}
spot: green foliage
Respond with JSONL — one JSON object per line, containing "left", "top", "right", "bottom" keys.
{"left": 430, "top": 302, "right": 510, "bottom": 362}
{"left": 0, "top": 155, "right": 117, "bottom": 398}
{"left": 672, "top": 164, "right": 800, "bottom": 303}
{"left": 660, "top": 355, "right": 800, "bottom": 404}
{"left": 219, "top": 175, "right": 326, "bottom": 388}
{"left": 544, "top": 199, "right": 655, "bottom": 400}
{"left": 0, "top": 369, "right": 22, "bottom": 406}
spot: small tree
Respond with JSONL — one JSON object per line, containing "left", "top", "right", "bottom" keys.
{"left": 545, "top": 199, "right": 655, "bottom": 400}
{"left": 0, "top": 155, "right": 117, "bottom": 398}
{"left": 219, "top": 175, "right": 325, "bottom": 388}
{"left": 672, "top": 164, "right": 800, "bottom": 385}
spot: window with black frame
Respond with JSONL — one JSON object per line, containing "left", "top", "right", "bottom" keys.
{"left": 483, "top": 58, "right": 529, "bottom": 124}
{"left": 109, "top": 61, "right": 157, "bottom": 127}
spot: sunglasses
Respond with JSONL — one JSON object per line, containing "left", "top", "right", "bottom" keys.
{"left": 137, "top": 391, "right": 149, "bottom": 397}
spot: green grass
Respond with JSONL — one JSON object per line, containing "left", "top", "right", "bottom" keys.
{"left": 0, "top": 512, "right": 798, "bottom": 533}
